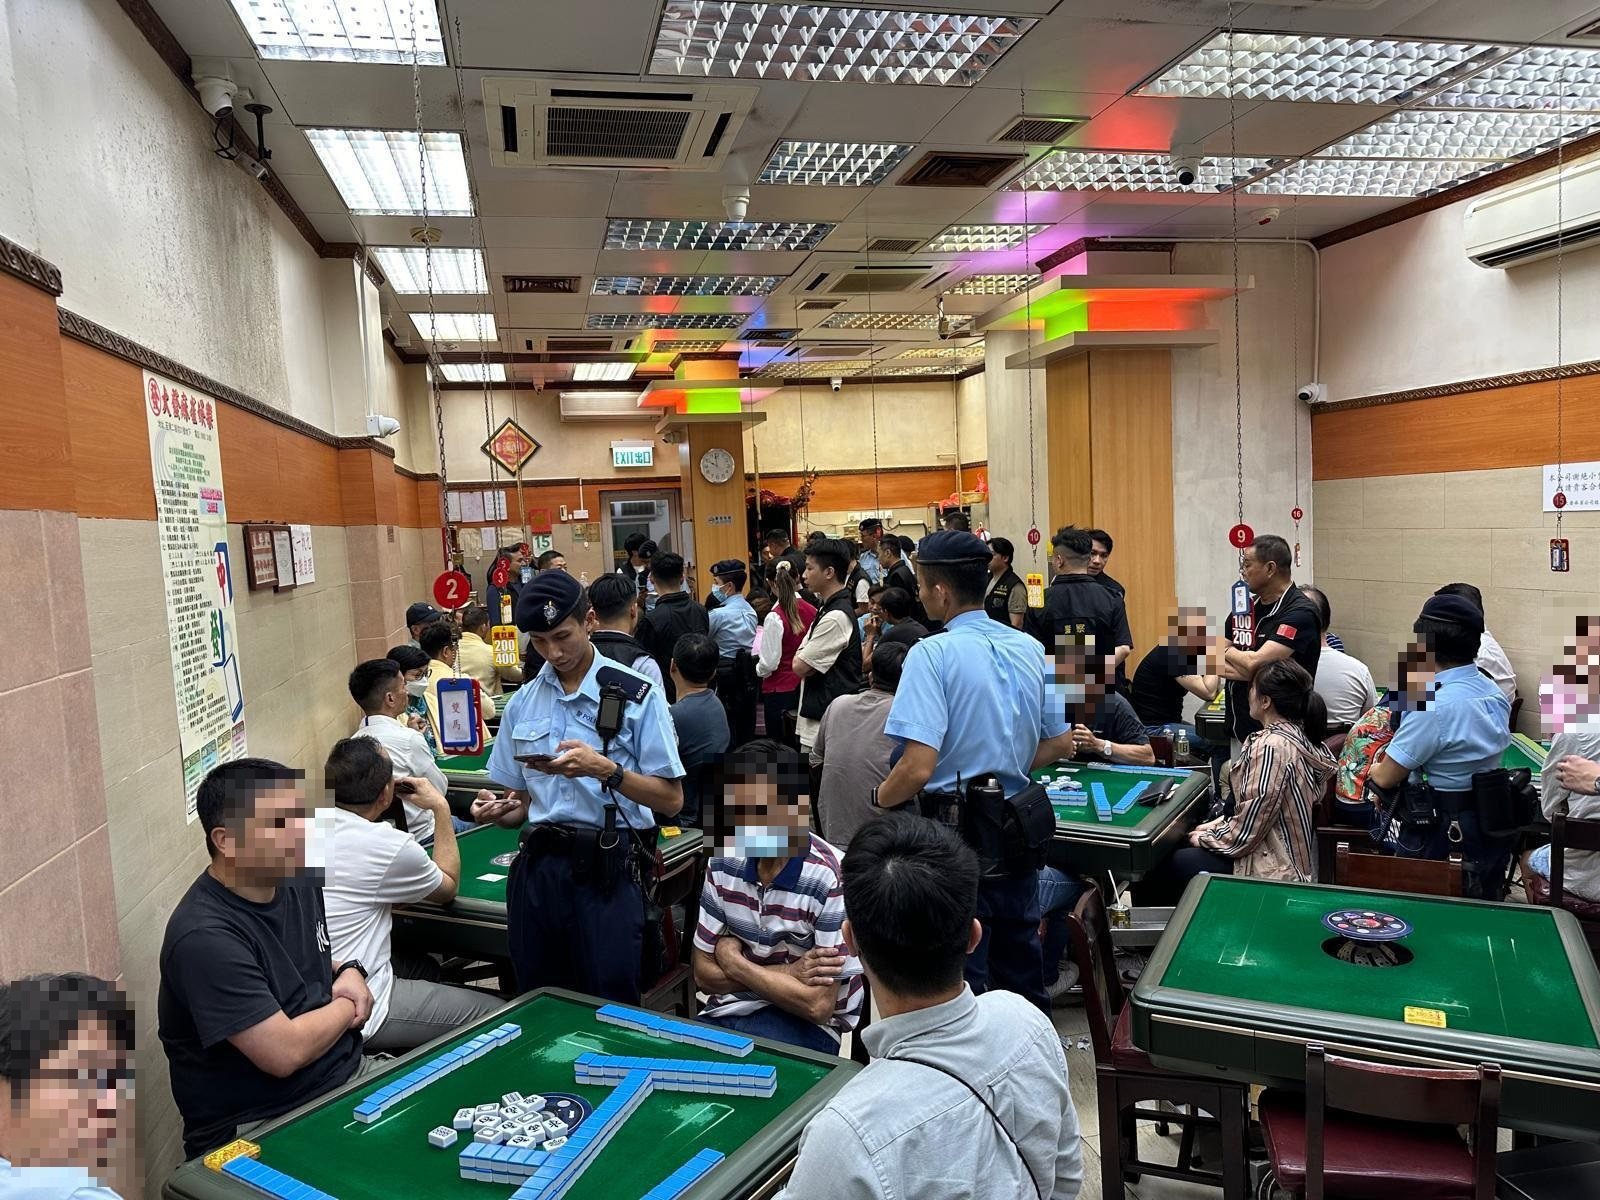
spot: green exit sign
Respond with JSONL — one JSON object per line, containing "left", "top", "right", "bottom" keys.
{"left": 612, "top": 442, "right": 653, "bottom": 468}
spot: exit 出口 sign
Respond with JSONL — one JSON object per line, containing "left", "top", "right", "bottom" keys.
{"left": 612, "top": 441, "right": 654, "bottom": 469}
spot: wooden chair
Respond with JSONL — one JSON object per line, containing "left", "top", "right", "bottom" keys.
{"left": 641, "top": 840, "right": 709, "bottom": 1015}
{"left": 1527, "top": 811, "right": 1600, "bottom": 957}
{"left": 1062, "top": 885, "right": 1251, "bottom": 1200}
{"left": 848, "top": 973, "right": 873, "bottom": 1066}
{"left": 1334, "top": 844, "right": 1463, "bottom": 896}
{"left": 1260, "top": 1044, "right": 1501, "bottom": 1200}
{"left": 1148, "top": 733, "right": 1175, "bottom": 768}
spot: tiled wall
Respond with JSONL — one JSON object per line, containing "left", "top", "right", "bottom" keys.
{"left": 86, "top": 519, "right": 360, "bottom": 1189}
{"left": 1313, "top": 466, "right": 1598, "bottom": 736}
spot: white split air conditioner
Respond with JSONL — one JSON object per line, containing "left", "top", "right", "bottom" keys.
{"left": 558, "top": 391, "right": 647, "bottom": 422}
{"left": 1464, "top": 155, "right": 1600, "bottom": 269}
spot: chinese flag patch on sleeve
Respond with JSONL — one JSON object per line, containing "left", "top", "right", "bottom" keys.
{"left": 1277, "top": 623, "right": 1298, "bottom": 638}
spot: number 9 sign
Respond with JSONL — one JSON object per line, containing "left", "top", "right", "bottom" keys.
{"left": 433, "top": 570, "right": 472, "bottom": 612}
{"left": 1228, "top": 523, "right": 1254, "bottom": 549}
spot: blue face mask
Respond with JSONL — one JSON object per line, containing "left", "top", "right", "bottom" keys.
{"left": 711, "top": 584, "right": 727, "bottom": 600}
{"left": 731, "top": 825, "right": 791, "bottom": 859}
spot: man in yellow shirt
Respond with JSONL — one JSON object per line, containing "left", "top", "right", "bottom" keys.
{"left": 419, "top": 621, "right": 492, "bottom": 751}
{"left": 456, "top": 604, "right": 523, "bottom": 697}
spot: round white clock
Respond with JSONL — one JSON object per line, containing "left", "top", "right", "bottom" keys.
{"left": 699, "top": 447, "right": 736, "bottom": 484}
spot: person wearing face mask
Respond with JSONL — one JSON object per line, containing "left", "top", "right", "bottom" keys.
{"left": 1054, "top": 641, "right": 1155, "bottom": 766}
{"left": 1524, "top": 616, "right": 1600, "bottom": 903}
{"left": 707, "top": 559, "right": 759, "bottom": 745}
{"left": 404, "top": 602, "right": 442, "bottom": 649}
{"left": 692, "top": 739, "right": 863, "bottom": 1054}
{"left": 385, "top": 644, "right": 437, "bottom": 753}
{"left": 1331, "top": 642, "right": 1434, "bottom": 829}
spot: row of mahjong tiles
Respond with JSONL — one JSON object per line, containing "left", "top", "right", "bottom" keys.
{"left": 216, "top": 1008, "right": 768, "bottom": 1200}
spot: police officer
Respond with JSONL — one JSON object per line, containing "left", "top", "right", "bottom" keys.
{"left": 477, "top": 570, "right": 685, "bottom": 1001}
{"left": 983, "top": 536, "right": 1027, "bottom": 629}
{"left": 877, "top": 531, "right": 1074, "bottom": 1014}
{"left": 1366, "top": 592, "right": 1512, "bottom": 899}
{"left": 1024, "top": 526, "right": 1130, "bottom": 666}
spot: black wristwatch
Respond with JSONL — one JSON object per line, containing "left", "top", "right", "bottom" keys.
{"left": 335, "top": 959, "right": 368, "bottom": 982}
{"left": 603, "top": 764, "right": 625, "bottom": 792}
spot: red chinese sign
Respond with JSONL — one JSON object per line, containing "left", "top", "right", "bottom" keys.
{"left": 148, "top": 378, "right": 216, "bottom": 430}
{"left": 481, "top": 419, "right": 541, "bottom": 474}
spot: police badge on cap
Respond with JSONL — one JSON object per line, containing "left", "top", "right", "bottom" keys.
{"left": 516, "top": 569, "right": 584, "bottom": 633}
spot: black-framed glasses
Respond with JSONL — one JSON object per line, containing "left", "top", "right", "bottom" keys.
{"left": 34, "top": 1066, "right": 134, "bottom": 1094}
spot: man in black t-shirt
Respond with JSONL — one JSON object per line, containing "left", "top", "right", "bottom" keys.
{"left": 634, "top": 552, "right": 710, "bottom": 702}
{"left": 1129, "top": 607, "right": 1223, "bottom": 761}
{"left": 158, "top": 758, "right": 372, "bottom": 1159}
{"left": 1025, "top": 527, "right": 1130, "bottom": 670}
{"left": 1219, "top": 535, "right": 1322, "bottom": 743}
{"left": 1051, "top": 641, "right": 1155, "bottom": 765}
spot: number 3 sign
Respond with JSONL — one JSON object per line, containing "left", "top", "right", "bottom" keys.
{"left": 433, "top": 570, "right": 471, "bottom": 611}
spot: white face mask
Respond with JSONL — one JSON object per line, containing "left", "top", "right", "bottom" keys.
{"left": 405, "top": 679, "right": 428, "bottom": 698}
{"left": 728, "top": 825, "right": 791, "bottom": 859}
{"left": 520, "top": 566, "right": 533, "bottom": 584}
{"left": 1055, "top": 680, "right": 1089, "bottom": 705}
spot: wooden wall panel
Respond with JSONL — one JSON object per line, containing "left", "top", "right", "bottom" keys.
{"left": 59, "top": 337, "right": 152, "bottom": 520}
{"left": 395, "top": 475, "right": 421, "bottom": 528}
{"left": 1046, "top": 355, "right": 1093, "bottom": 533}
{"left": 753, "top": 465, "right": 982, "bottom": 513}
{"left": 1312, "top": 373, "right": 1600, "bottom": 480}
{"left": 685, "top": 422, "right": 748, "bottom": 574}
{"left": 337, "top": 449, "right": 379, "bottom": 526}
{"left": 0, "top": 275, "right": 73, "bottom": 511}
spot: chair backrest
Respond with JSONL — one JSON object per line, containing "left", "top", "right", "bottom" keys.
{"left": 1323, "top": 732, "right": 1348, "bottom": 760}
{"left": 1304, "top": 1044, "right": 1500, "bottom": 1200}
{"left": 1148, "top": 733, "right": 1175, "bottom": 768}
{"left": 1061, "top": 884, "right": 1125, "bottom": 1063}
{"left": 1334, "top": 844, "right": 1462, "bottom": 896}
{"left": 1550, "top": 813, "right": 1600, "bottom": 905}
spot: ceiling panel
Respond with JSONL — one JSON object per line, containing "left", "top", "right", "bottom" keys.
{"left": 923, "top": 88, "right": 1121, "bottom": 145}
{"left": 476, "top": 217, "right": 610, "bottom": 249}
{"left": 147, "top": 0, "right": 256, "bottom": 58}
{"left": 781, "top": 82, "right": 966, "bottom": 142}
{"left": 1195, "top": 100, "right": 1395, "bottom": 158}
{"left": 1383, "top": 0, "right": 1600, "bottom": 41}
{"left": 971, "top": 17, "right": 1225, "bottom": 93}
{"left": 473, "top": 175, "right": 618, "bottom": 219}
{"left": 447, "top": 0, "right": 659, "bottom": 73}
{"left": 258, "top": 60, "right": 461, "bottom": 129}
{"left": 276, "top": 172, "right": 349, "bottom": 216}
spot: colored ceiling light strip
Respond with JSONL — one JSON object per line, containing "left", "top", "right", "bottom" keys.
{"left": 411, "top": 312, "right": 497, "bottom": 341}
{"left": 227, "top": 0, "right": 445, "bottom": 64}
{"left": 1245, "top": 157, "right": 1498, "bottom": 197}
{"left": 1137, "top": 32, "right": 1505, "bottom": 105}
{"left": 1012, "top": 150, "right": 1274, "bottom": 193}
{"left": 585, "top": 313, "right": 745, "bottom": 330}
{"left": 436, "top": 363, "right": 506, "bottom": 383}
{"left": 1317, "top": 108, "right": 1600, "bottom": 161}
{"left": 650, "top": 3, "right": 1036, "bottom": 86}
{"left": 591, "top": 275, "right": 782, "bottom": 296}
{"left": 758, "top": 141, "right": 914, "bottom": 186}
{"left": 371, "top": 247, "right": 486, "bottom": 293}
{"left": 572, "top": 362, "right": 638, "bottom": 382}
{"left": 1418, "top": 46, "right": 1600, "bottom": 112}
{"left": 305, "top": 129, "right": 473, "bottom": 216}
{"left": 924, "top": 223, "right": 1048, "bottom": 251}
{"left": 604, "top": 219, "right": 832, "bottom": 251}
{"left": 820, "top": 311, "right": 971, "bottom": 331}
{"left": 949, "top": 274, "right": 1034, "bottom": 295}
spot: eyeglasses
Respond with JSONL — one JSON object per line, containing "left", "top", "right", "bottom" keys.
{"left": 35, "top": 1066, "right": 134, "bottom": 1095}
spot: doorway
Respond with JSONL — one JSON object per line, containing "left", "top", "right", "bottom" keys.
{"left": 600, "top": 489, "right": 680, "bottom": 575}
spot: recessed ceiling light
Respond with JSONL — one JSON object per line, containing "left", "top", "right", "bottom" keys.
{"left": 590, "top": 275, "right": 783, "bottom": 297}
{"left": 1318, "top": 109, "right": 1600, "bottom": 161}
{"left": 1012, "top": 150, "right": 1273, "bottom": 192}
{"left": 1245, "top": 157, "right": 1495, "bottom": 197}
{"left": 1138, "top": 32, "right": 1503, "bottom": 105}
{"left": 949, "top": 274, "right": 1035, "bottom": 295}
{"left": 758, "top": 141, "right": 914, "bottom": 186}
{"left": 585, "top": 313, "right": 745, "bottom": 330}
{"left": 227, "top": 0, "right": 445, "bottom": 64}
{"left": 1418, "top": 46, "right": 1600, "bottom": 112}
{"left": 411, "top": 312, "right": 497, "bottom": 341}
{"left": 603, "top": 220, "right": 832, "bottom": 251}
{"left": 572, "top": 362, "right": 639, "bottom": 382}
{"left": 757, "top": 360, "right": 874, "bottom": 378}
{"left": 305, "top": 129, "right": 473, "bottom": 216}
{"left": 371, "top": 247, "right": 486, "bottom": 294}
{"left": 649, "top": 339, "right": 729, "bottom": 353}
{"left": 650, "top": 3, "right": 1036, "bottom": 86}
{"left": 820, "top": 311, "right": 972, "bottom": 331}
{"left": 436, "top": 363, "right": 506, "bottom": 383}
{"left": 924, "top": 223, "right": 1049, "bottom": 252}
{"left": 868, "top": 363, "right": 955, "bottom": 376}
{"left": 896, "top": 343, "right": 986, "bottom": 359}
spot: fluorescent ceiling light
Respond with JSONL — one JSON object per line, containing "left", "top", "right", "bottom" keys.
{"left": 1013, "top": 150, "right": 1273, "bottom": 193}
{"left": 411, "top": 312, "right": 496, "bottom": 341}
{"left": 896, "top": 343, "right": 985, "bottom": 360}
{"left": 585, "top": 313, "right": 745, "bottom": 330}
{"left": 868, "top": 364, "right": 955, "bottom": 376}
{"left": 572, "top": 362, "right": 638, "bottom": 381}
{"left": 1419, "top": 46, "right": 1600, "bottom": 112}
{"left": 1245, "top": 157, "right": 1494, "bottom": 197}
{"left": 305, "top": 129, "right": 472, "bottom": 216}
{"left": 227, "top": 0, "right": 444, "bottom": 64}
{"left": 1138, "top": 32, "right": 1503, "bottom": 105}
{"left": 651, "top": 3, "right": 1035, "bottom": 87}
{"left": 949, "top": 274, "right": 1034, "bottom": 295}
{"left": 371, "top": 247, "right": 486, "bottom": 293}
{"left": 648, "top": 339, "right": 728, "bottom": 353}
{"left": 820, "top": 311, "right": 972, "bottom": 331}
{"left": 1317, "top": 109, "right": 1600, "bottom": 161}
{"left": 604, "top": 220, "right": 832, "bottom": 251}
{"left": 590, "top": 275, "right": 782, "bottom": 297}
{"left": 436, "top": 363, "right": 506, "bottom": 383}
{"left": 757, "top": 360, "right": 874, "bottom": 378}
{"left": 758, "top": 141, "right": 914, "bottom": 186}
{"left": 924, "top": 223, "right": 1048, "bottom": 252}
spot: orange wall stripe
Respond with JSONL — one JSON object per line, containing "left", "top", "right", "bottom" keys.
{"left": 1, "top": 274, "right": 74, "bottom": 512}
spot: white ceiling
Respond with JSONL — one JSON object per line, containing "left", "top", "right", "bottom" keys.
{"left": 152, "top": 0, "right": 1600, "bottom": 374}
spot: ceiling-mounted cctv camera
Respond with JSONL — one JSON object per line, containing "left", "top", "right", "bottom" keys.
{"left": 830, "top": 377, "right": 842, "bottom": 393}
{"left": 722, "top": 186, "right": 751, "bottom": 222}
{"left": 195, "top": 75, "right": 238, "bottom": 119}
{"left": 237, "top": 152, "right": 269, "bottom": 181}
{"left": 1296, "top": 382, "right": 1327, "bottom": 404}
{"left": 1171, "top": 142, "right": 1202, "bottom": 188}
{"left": 366, "top": 413, "right": 401, "bottom": 438}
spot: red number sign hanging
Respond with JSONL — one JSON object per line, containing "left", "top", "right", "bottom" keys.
{"left": 1026, "top": 526, "right": 1041, "bottom": 547}
{"left": 433, "top": 570, "right": 472, "bottom": 611}
{"left": 1291, "top": 506, "right": 1303, "bottom": 522}
{"left": 1228, "top": 523, "right": 1254, "bottom": 549}
{"left": 1554, "top": 491, "right": 1567, "bottom": 510}
{"left": 489, "top": 557, "right": 511, "bottom": 589}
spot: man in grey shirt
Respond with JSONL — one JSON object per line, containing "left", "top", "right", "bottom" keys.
{"left": 779, "top": 814, "right": 1081, "bottom": 1200}
{"left": 1300, "top": 586, "right": 1378, "bottom": 727}
{"left": 811, "top": 642, "right": 907, "bottom": 850}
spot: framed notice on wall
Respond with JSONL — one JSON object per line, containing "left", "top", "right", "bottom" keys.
{"left": 271, "top": 527, "right": 297, "bottom": 592}
{"left": 244, "top": 525, "right": 278, "bottom": 591}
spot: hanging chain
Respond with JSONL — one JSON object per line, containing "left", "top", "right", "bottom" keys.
{"left": 1554, "top": 60, "right": 1567, "bottom": 545}
{"left": 1228, "top": 7, "right": 1244, "bottom": 531}
{"left": 1021, "top": 77, "right": 1039, "bottom": 558}
{"left": 1290, "top": 193, "right": 1301, "bottom": 566}
{"left": 863, "top": 170, "right": 882, "bottom": 517}
{"left": 410, "top": 0, "right": 450, "bottom": 562}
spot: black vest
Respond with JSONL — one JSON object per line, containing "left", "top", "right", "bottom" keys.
{"left": 591, "top": 630, "right": 653, "bottom": 673}
{"left": 984, "top": 568, "right": 1023, "bottom": 623}
{"left": 798, "top": 590, "right": 865, "bottom": 721}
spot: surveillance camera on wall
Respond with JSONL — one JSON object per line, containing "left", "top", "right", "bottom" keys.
{"left": 237, "top": 152, "right": 269, "bottom": 181}
{"left": 829, "top": 377, "right": 842, "bottom": 393}
{"left": 1170, "top": 142, "right": 1202, "bottom": 187}
{"left": 195, "top": 75, "right": 238, "bottom": 119}
{"left": 722, "top": 186, "right": 751, "bottom": 222}
{"left": 366, "top": 413, "right": 402, "bottom": 438}
{"left": 1296, "top": 382, "right": 1327, "bottom": 404}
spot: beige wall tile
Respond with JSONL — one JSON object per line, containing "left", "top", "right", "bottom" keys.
{"left": 1310, "top": 529, "right": 1371, "bottom": 583}
{"left": 1311, "top": 479, "right": 1362, "bottom": 531}
{"left": 1360, "top": 580, "right": 1436, "bottom": 643}
{"left": 238, "top": 600, "right": 298, "bottom": 697}
{"left": 1314, "top": 577, "right": 1365, "bottom": 637}
{"left": 0, "top": 510, "right": 59, "bottom": 692}
{"left": 1492, "top": 528, "right": 1600, "bottom": 594}
{"left": 91, "top": 636, "right": 180, "bottom": 785}
{"left": 346, "top": 525, "right": 381, "bottom": 583}
{"left": 1398, "top": 529, "right": 1481, "bottom": 585}
{"left": 1362, "top": 473, "right": 1444, "bottom": 530}
{"left": 1443, "top": 467, "right": 1542, "bottom": 530}
{"left": 77, "top": 828, "right": 122, "bottom": 981}
{"left": 0, "top": 678, "right": 75, "bottom": 893}
{"left": 349, "top": 580, "right": 388, "bottom": 646}
{"left": 0, "top": 847, "right": 89, "bottom": 976}
{"left": 105, "top": 750, "right": 182, "bottom": 920}
{"left": 59, "top": 668, "right": 109, "bottom": 840}
{"left": 80, "top": 519, "right": 167, "bottom": 646}
{"left": 42, "top": 510, "right": 93, "bottom": 672}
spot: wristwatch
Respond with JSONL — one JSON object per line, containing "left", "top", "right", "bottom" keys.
{"left": 335, "top": 959, "right": 368, "bottom": 982}
{"left": 603, "top": 764, "right": 625, "bottom": 791}
{"left": 1100, "top": 740, "right": 1113, "bottom": 758}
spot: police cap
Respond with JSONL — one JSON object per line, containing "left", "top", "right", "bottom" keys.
{"left": 516, "top": 569, "right": 584, "bottom": 633}
{"left": 1416, "top": 592, "right": 1485, "bottom": 635}
{"left": 916, "top": 530, "right": 991, "bottom": 565}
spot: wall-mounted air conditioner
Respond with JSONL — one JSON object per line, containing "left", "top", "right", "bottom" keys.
{"left": 1464, "top": 155, "right": 1600, "bottom": 269}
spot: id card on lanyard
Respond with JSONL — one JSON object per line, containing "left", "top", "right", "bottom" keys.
{"left": 436, "top": 676, "right": 484, "bottom": 754}
{"left": 1230, "top": 579, "right": 1255, "bottom": 649}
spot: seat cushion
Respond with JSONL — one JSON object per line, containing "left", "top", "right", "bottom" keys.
{"left": 1110, "top": 1001, "right": 1155, "bottom": 1072}
{"left": 1525, "top": 871, "right": 1600, "bottom": 920}
{"left": 1259, "top": 1089, "right": 1478, "bottom": 1200}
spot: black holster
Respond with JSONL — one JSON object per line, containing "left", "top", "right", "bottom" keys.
{"left": 1473, "top": 767, "right": 1535, "bottom": 839}
{"left": 922, "top": 776, "right": 1053, "bottom": 877}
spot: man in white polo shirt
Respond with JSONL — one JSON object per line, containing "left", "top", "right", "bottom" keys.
{"left": 321, "top": 738, "right": 501, "bottom": 1052}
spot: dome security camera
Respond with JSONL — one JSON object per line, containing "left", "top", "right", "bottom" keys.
{"left": 829, "top": 377, "right": 842, "bottom": 393}
{"left": 1170, "top": 142, "right": 1202, "bottom": 188}
{"left": 722, "top": 186, "right": 751, "bottom": 222}
{"left": 195, "top": 75, "right": 238, "bottom": 119}
{"left": 366, "top": 413, "right": 402, "bottom": 438}
{"left": 1296, "top": 382, "right": 1327, "bottom": 404}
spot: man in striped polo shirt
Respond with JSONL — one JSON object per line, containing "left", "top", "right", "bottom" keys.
{"left": 691, "top": 740, "right": 863, "bottom": 1054}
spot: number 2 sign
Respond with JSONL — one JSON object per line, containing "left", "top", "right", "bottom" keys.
{"left": 433, "top": 570, "right": 471, "bottom": 611}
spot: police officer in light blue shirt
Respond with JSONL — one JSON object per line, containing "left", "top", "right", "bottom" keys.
{"left": 856, "top": 518, "right": 885, "bottom": 585}
{"left": 876, "top": 532, "right": 1074, "bottom": 1013}
{"left": 478, "top": 571, "right": 685, "bottom": 1001}
{"left": 707, "top": 559, "right": 760, "bottom": 744}
{"left": 1367, "top": 592, "right": 1512, "bottom": 898}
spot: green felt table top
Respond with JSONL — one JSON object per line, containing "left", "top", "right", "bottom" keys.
{"left": 438, "top": 749, "right": 493, "bottom": 776}
{"left": 1033, "top": 762, "right": 1203, "bottom": 829}
{"left": 1503, "top": 732, "right": 1548, "bottom": 776}
{"left": 438, "top": 823, "right": 703, "bottom": 906}
{"left": 1157, "top": 876, "right": 1597, "bottom": 1048}
{"left": 251, "top": 992, "right": 839, "bottom": 1200}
